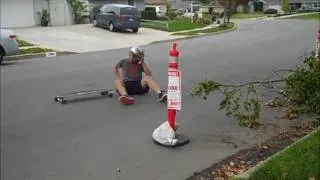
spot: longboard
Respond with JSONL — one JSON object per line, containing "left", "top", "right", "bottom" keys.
{"left": 54, "top": 88, "right": 115, "bottom": 104}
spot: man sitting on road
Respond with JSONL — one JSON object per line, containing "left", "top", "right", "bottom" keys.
{"left": 114, "top": 46, "right": 167, "bottom": 105}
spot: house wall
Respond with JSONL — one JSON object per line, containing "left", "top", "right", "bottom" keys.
{"left": 0, "top": 0, "right": 35, "bottom": 28}
{"left": 145, "top": 4, "right": 168, "bottom": 13}
{"left": 167, "top": 0, "right": 193, "bottom": 10}
{"left": 48, "top": 0, "right": 74, "bottom": 26}
{"left": 1, "top": 0, "right": 73, "bottom": 28}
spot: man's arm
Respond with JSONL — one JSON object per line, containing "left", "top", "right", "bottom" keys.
{"left": 114, "top": 61, "right": 122, "bottom": 80}
{"left": 141, "top": 62, "right": 152, "bottom": 76}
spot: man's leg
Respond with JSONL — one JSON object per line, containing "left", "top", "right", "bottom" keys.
{"left": 114, "top": 79, "right": 135, "bottom": 105}
{"left": 141, "top": 76, "right": 167, "bottom": 102}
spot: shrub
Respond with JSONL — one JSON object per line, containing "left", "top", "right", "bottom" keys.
{"left": 196, "top": 18, "right": 211, "bottom": 25}
{"left": 284, "top": 52, "right": 320, "bottom": 116}
{"left": 37, "top": 9, "right": 50, "bottom": 27}
{"left": 141, "top": 7, "right": 157, "bottom": 20}
{"left": 196, "top": 12, "right": 212, "bottom": 25}
{"left": 166, "top": 11, "right": 177, "bottom": 20}
{"left": 264, "top": 8, "right": 278, "bottom": 14}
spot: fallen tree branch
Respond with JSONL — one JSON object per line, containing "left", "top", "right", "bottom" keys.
{"left": 221, "top": 79, "right": 285, "bottom": 88}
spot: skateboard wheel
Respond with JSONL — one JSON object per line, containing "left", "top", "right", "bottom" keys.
{"left": 108, "top": 93, "right": 113, "bottom": 97}
{"left": 54, "top": 97, "right": 59, "bottom": 102}
{"left": 61, "top": 99, "right": 67, "bottom": 104}
{"left": 101, "top": 92, "right": 107, "bottom": 96}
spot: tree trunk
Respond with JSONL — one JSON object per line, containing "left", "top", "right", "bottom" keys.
{"left": 227, "top": 0, "right": 232, "bottom": 23}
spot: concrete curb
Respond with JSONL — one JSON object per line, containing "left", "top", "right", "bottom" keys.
{"left": 149, "top": 22, "right": 238, "bottom": 45}
{"left": 264, "top": 12, "right": 319, "bottom": 20}
{"left": 19, "top": 45, "right": 41, "bottom": 50}
{"left": 6, "top": 51, "right": 77, "bottom": 61}
{"left": 233, "top": 127, "right": 320, "bottom": 180}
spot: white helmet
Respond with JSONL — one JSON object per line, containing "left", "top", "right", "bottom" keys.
{"left": 130, "top": 46, "right": 144, "bottom": 58}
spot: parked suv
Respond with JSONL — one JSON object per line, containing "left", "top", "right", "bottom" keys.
{"left": 92, "top": 4, "right": 141, "bottom": 33}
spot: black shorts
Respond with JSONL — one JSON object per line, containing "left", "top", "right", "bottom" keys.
{"left": 124, "top": 80, "right": 149, "bottom": 95}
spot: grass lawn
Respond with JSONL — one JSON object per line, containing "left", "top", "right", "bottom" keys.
{"left": 17, "top": 39, "right": 34, "bottom": 47}
{"left": 231, "top": 13, "right": 266, "bottom": 19}
{"left": 286, "top": 12, "right": 320, "bottom": 19}
{"left": 18, "top": 47, "right": 56, "bottom": 55}
{"left": 171, "top": 22, "right": 235, "bottom": 36}
{"left": 248, "top": 130, "right": 320, "bottom": 180}
{"left": 141, "top": 20, "right": 206, "bottom": 32}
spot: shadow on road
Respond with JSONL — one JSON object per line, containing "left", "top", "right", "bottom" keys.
{"left": 0, "top": 61, "right": 26, "bottom": 67}
{"left": 53, "top": 95, "right": 114, "bottom": 105}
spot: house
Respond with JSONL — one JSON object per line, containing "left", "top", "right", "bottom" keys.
{"left": 167, "top": 0, "right": 200, "bottom": 11}
{"left": 145, "top": 0, "right": 168, "bottom": 13}
{"left": 246, "top": 0, "right": 319, "bottom": 13}
{"left": 0, "top": 0, "right": 145, "bottom": 29}
{"left": 288, "top": 0, "right": 320, "bottom": 11}
{"left": 0, "top": 0, "right": 74, "bottom": 28}
{"left": 247, "top": 0, "right": 282, "bottom": 12}
{"left": 88, "top": 0, "right": 145, "bottom": 11}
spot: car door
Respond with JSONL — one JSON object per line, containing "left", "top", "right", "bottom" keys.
{"left": 104, "top": 6, "right": 117, "bottom": 27}
{"left": 97, "top": 5, "right": 109, "bottom": 26}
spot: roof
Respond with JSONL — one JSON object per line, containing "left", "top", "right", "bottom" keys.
{"left": 106, "top": 4, "right": 137, "bottom": 8}
{"left": 145, "top": 0, "right": 168, "bottom": 5}
{"left": 260, "top": 0, "right": 281, "bottom": 5}
{"left": 288, "top": 0, "right": 319, "bottom": 3}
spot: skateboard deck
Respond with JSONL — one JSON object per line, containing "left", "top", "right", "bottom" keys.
{"left": 54, "top": 88, "right": 115, "bottom": 104}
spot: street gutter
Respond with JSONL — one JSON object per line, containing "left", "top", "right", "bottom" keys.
{"left": 6, "top": 51, "right": 77, "bottom": 61}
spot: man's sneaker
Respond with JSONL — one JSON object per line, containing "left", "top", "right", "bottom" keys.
{"left": 158, "top": 90, "right": 167, "bottom": 102}
{"left": 119, "top": 95, "right": 135, "bottom": 105}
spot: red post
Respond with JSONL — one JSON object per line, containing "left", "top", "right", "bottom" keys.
{"left": 168, "top": 42, "right": 180, "bottom": 130}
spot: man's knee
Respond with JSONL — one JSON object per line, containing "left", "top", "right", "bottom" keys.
{"left": 143, "top": 75, "right": 153, "bottom": 82}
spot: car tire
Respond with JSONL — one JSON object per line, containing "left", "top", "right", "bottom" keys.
{"left": 132, "top": 28, "right": 139, "bottom": 33}
{"left": 109, "top": 22, "right": 115, "bottom": 32}
{"left": 0, "top": 48, "right": 4, "bottom": 65}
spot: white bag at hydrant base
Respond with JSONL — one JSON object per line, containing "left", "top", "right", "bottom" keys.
{"left": 152, "top": 121, "right": 178, "bottom": 146}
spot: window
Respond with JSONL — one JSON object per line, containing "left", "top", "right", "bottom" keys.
{"left": 120, "top": 7, "right": 139, "bottom": 15}
{"left": 128, "top": 0, "right": 135, "bottom": 6}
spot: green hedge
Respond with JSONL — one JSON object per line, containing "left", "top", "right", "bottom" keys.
{"left": 141, "top": 7, "right": 157, "bottom": 20}
{"left": 264, "top": 9, "right": 278, "bottom": 14}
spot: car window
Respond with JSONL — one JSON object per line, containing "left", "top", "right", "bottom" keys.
{"left": 100, "top": 5, "right": 107, "bottom": 12}
{"left": 120, "top": 7, "right": 139, "bottom": 15}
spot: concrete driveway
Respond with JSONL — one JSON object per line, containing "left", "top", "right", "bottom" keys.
{"left": 14, "top": 24, "right": 184, "bottom": 53}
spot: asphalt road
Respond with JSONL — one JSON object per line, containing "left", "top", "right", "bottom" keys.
{"left": 1, "top": 19, "right": 318, "bottom": 180}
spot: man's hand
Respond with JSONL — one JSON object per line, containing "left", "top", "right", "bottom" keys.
{"left": 138, "top": 53, "right": 145, "bottom": 65}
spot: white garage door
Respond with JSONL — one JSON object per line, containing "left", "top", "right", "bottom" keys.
{"left": 0, "top": 0, "right": 35, "bottom": 28}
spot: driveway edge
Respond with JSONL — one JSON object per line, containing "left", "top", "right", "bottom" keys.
{"left": 6, "top": 51, "right": 77, "bottom": 61}
{"left": 149, "top": 22, "right": 238, "bottom": 45}
{"left": 232, "top": 127, "right": 320, "bottom": 180}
